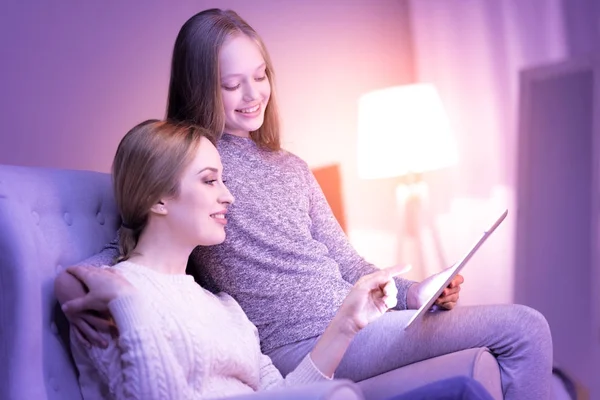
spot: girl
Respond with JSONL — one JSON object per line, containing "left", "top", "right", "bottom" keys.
{"left": 67, "top": 119, "right": 407, "bottom": 399}
{"left": 57, "top": 8, "right": 553, "bottom": 399}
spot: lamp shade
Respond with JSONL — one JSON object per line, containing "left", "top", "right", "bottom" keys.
{"left": 357, "top": 83, "right": 458, "bottom": 180}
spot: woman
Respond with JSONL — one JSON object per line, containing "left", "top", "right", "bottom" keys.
{"left": 57, "top": 8, "right": 553, "bottom": 399}
{"left": 67, "top": 119, "right": 409, "bottom": 399}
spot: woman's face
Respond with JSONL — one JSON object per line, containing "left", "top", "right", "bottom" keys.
{"left": 164, "top": 137, "right": 234, "bottom": 247}
{"left": 219, "top": 34, "right": 271, "bottom": 137}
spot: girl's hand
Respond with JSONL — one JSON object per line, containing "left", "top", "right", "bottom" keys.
{"left": 61, "top": 266, "right": 136, "bottom": 316}
{"left": 337, "top": 264, "right": 412, "bottom": 335}
{"left": 434, "top": 273, "right": 463, "bottom": 309}
{"left": 407, "top": 266, "right": 464, "bottom": 310}
{"left": 54, "top": 269, "right": 115, "bottom": 348}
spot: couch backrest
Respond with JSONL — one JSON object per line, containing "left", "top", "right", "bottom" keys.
{"left": 0, "top": 165, "right": 119, "bottom": 400}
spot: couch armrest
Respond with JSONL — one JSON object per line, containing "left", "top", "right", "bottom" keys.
{"left": 226, "top": 380, "right": 364, "bottom": 400}
{"left": 357, "top": 347, "right": 502, "bottom": 400}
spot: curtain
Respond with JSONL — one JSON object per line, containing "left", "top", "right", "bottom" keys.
{"left": 408, "top": 0, "right": 567, "bottom": 304}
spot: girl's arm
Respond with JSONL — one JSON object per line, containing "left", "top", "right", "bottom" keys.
{"left": 74, "top": 231, "right": 121, "bottom": 268}
{"left": 54, "top": 233, "right": 121, "bottom": 346}
{"left": 55, "top": 271, "right": 113, "bottom": 347}
{"left": 305, "top": 166, "right": 415, "bottom": 309}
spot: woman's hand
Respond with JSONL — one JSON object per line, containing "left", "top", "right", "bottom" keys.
{"left": 62, "top": 266, "right": 136, "bottom": 315}
{"left": 309, "top": 264, "right": 412, "bottom": 377}
{"left": 407, "top": 266, "right": 464, "bottom": 310}
{"left": 336, "top": 264, "right": 412, "bottom": 335}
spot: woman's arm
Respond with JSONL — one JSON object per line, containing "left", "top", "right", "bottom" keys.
{"left": 308, "top": 265, "right": 405, "bottom": 376}
{"left": 259, "top": 265, "right": 407, "bottom": 390}
{"left": 67, "top": 266, "right": 195, "bottom": 400}
{"left": 258, "top": 348, "right": 331, "bottom": 391}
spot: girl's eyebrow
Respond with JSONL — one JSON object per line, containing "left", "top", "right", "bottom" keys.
{"left": 221, "top": 63, "right": 266, "bottom": 79}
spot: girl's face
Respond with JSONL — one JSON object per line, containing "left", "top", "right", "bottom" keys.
{"left": 163, "top": 137, "right": 234, "bottom": 247}
{"left": 219, "top": 34, "right": 271, "bottom": 138}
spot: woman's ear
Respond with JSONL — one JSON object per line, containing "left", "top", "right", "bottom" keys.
{"left": 150, "top": 200, "right": 168, "bottom": 215}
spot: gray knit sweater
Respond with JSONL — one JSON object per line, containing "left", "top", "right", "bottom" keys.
{"left": 88, "top": 133, "right": 414, "bottom": 353}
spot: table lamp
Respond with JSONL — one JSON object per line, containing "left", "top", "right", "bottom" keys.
{"left": 357, "top": 83, "right": 458, "bottom": 279}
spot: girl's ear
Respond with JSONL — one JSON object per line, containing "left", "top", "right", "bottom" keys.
{"left": 150, "top": 200, "right": 168, "bottom": 215}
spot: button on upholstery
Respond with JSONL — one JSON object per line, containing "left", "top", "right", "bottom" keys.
{"left": 63, "top": 212, "right": 73, "bottom": 226}
{"left": 32, "top": 211, "right": 40, "bottom": 225}
{"left": 96, "top": 212, "right": 105, "bottom": 225}
{"left": 48, "top": 376, "right": 60, "bottom": 392}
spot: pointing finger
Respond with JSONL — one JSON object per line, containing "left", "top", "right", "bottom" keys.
{"left": 385, "top": 264, "right": 412, "bottom": 278}
{"left": 357, "top": 264, "right": 412, "bottom": 290}
{"left": 382, "top": 279, "right": 398, "bottom": 299}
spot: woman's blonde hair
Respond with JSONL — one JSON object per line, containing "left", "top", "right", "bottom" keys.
{"left": 166, "top": 8, "right": 281, "bottom": 151}
{"left": 112, "top": 119, "right": 214, "bottom": 260}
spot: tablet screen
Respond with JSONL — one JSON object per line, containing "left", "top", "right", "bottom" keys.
{"left": 404, "top": 209, "right": 508, "bottom": 330}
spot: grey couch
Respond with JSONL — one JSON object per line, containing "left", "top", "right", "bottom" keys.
{"left": 0, "top": 164, "right": 503, "bottom": 400}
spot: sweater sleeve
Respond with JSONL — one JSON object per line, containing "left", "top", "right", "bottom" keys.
{"left": 73, "top": 231, "right": 121, "bottom": 268}
{"left": 259, "top": 353, "right": 331, "bottom": 391}
{"left": 255, "top": 324, "right": 329, "bottom": 391}
{"left": 305, "top": 166, "right": 416, "bottom": 310}
{"left": 75, "top": 293, "right": 195, "bottom": 400}
{"left": 220, "top": 293, "right": 329, "bottom": 391}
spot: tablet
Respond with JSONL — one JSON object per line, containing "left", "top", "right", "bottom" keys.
{"left": 404, "top": 209, "right": 508, "bottom": 330}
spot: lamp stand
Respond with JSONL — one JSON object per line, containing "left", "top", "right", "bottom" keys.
{"left": 396, "top": 174, "right": 447, "bottom": 281}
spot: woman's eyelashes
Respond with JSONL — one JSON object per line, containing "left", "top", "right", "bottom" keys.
{"left": 202, "top": 175, "right": 226, "bottom": 186}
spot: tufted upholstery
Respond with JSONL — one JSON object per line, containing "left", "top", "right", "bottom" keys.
{"left": 0, "top": 164, "right": 502, "bottom": 400}
{"left": 0, "top": 165, "right": 120, "bottom": 400}
{"left": 0, "top": 164, "right": 366, "bottom": 400}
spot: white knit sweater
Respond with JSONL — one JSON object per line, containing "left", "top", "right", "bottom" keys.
{"left": 71, "top": 261, "right": 329, "bottom": 400}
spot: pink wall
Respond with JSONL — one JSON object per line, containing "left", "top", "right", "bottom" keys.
{"left": 0, "top": 0, "right": 413, "bottom": 237}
